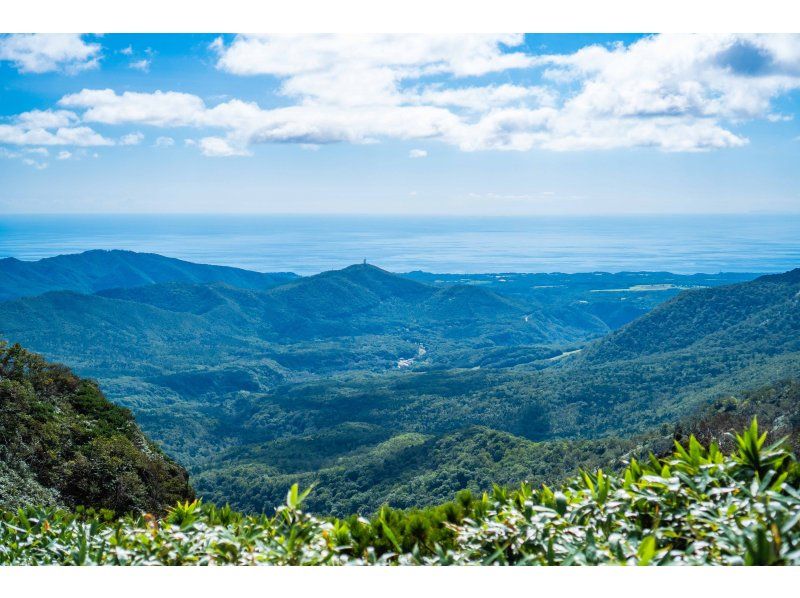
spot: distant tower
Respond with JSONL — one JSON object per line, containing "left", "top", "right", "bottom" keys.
{"left": 363, "top": 258, "right": 367, "bottom": 265}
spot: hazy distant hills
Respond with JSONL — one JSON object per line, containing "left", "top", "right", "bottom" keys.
{"left": 0, "top": 261, "right": 604, "bottom": 371}
{"left": 98, "top": 263, "right": 528, "bottom": 330}
{"left": 404, "top": 270, "right": 759, "bottom": 329}
{"left": 0, "top": 249, "right": 297, "bottom": 301}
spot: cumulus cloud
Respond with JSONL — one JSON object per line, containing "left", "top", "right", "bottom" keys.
{"left": 60, "top": 89, "right": 207, "bottom": 127}
{"left": 409, "top": 149, "right": 427, "bottom": 158}
{"left": 0, "top": 34, "right": 101, "bottom": 74}
{"left": 120, "top": 132, "right": 144, "bottom": 145}
{"left": 0, "top": 110, "right": 113, "bottom": 147}
{"left": 213, "top": 34, "right": 535, "bottom": 79}
{"left": 16, "top": 109, "right": 78, "bottom": 129}
{"left": 0, "top": 109, "right": 112, "bottom": 150}
{"left": 57, "top": 150, "right": 72, "bottom": 160}
{"left": 14, "top": 33, "right": 798, "bottom": 157}
{"left": 547, "top": 34, "right": 800, "bottom": 121}
{"left": 198, "top": 136, "right": 250, "bottom": 157}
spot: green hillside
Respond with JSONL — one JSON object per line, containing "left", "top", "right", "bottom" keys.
{"left": 0, "top": 249, "right": 297, "bottom": 301}
{"left": 584, "top": 269, "right": 800, "bottom": 363}
{"left": 0, "top": 252, "right": 794, "bottom": 516}
{"left": 194, "top": 426, "right": 637, "bottom": 516}
{"left": 0, "top": 342, "right": 193, "bottom": 513}
{"left": 183, "top": 268, "right": 800, "bottom": 514}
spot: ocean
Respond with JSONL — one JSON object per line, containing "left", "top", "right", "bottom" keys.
{"left": 0, "top": 214, "right": 798, "bottom": 275}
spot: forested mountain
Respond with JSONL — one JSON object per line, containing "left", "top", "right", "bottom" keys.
{"left": 188, "top": 266, "right": 800, "bottom": 513}
{"left": 0, "top": 342, "right": 193, "bottom": 513}
{"left": 0, "top": 249, "right": 297, "bottom": 301}
{"left": 585, "top": 268, "right": 800, "bottom": 363}
{"left": 0, "top": 262, "right": 608, "bottom": 380}
{"left": 0, "top": 250, "right": 793, "bottom": 516}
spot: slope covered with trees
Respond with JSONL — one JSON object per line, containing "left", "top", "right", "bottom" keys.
{"left": 0, "top": 251, "right": 789, "bottom": 516}
{"left": 584, "top": 268, "right": 800, "bottom": 363}
{"left": 184, "top": 268, "right": 800, "bottom": 514}
{"left": 0, "top": 249, "right": 297, "bottom": 301}
{"left": 0, "top": 343, "right": 193, "bottom": 513}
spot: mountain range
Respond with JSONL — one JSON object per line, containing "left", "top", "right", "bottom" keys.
{"left": 0, "top": 249, "right": 297, "bottom": 301}
{"left": 1, "top": 249, "right": 796, "bottom": 515}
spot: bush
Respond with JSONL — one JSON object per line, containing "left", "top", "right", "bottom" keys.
{"left": 2, "top": 419, "right": 799, "bottom": 565}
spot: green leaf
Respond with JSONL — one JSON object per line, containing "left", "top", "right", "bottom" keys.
{"left": 637, "top": 536, "right": 656, "bottom": 566}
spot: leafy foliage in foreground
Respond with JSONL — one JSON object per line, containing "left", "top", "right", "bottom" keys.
{"left": 3, "top": 420, "right": 799, "bottom": 565}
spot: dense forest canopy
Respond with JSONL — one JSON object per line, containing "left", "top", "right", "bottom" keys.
{"left": 1, "top": 251, "right": 797, "bottom": 516}
{"left": 0, "top": 342, "right": 193, "bottom": 513}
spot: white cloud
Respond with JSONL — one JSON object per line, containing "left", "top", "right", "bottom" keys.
{"left": 129, "top": 59, "right": 151, "bottom": 73}
{"left": 409, "top": 149, "right": 427, "bottom": 158}
{"left": 213, "top": 34, "right": 533, "bottom": 78}
{"left": 16, "top": 109, "right": 78, "bottom": 129}
{"left": 120, "top": 132, "right": 144, "bottom": 145}
{"left": 212, "top": 34, "right": 540, "bottom": 111}
{"left": 154, "top": 136, "right": 175, "bottom": 147}
{"left": 0, "top": 34, "right": 101, "bottom": 74}
{"left": 198, "top": 137, "right": 250, "bottom": 157}
{"left": 28, "top": 34, "right": 800, "bottom": 156}
{"left": 412, "top": 84, "right": 556, "bottom": 111}
{"left": 540, "top": 34, "right": 800, "bottom": 122}
{"left": 60, "top": 89, "right": 206, "bottom": 127}
{"left": 57, "top": 150, "right": 72, "bottom": 160}
{"left": 119, "top": 45, "right": 133, "bottom": 56}
{"left": 0, "top": 124, "right": 113, "bottom": 147}
{"left": 0, "top": 106, "right": 111, "bottom": 149}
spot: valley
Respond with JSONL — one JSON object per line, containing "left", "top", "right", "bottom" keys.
{"left": 2, "top": 250, "right": 796, "bottom": 516}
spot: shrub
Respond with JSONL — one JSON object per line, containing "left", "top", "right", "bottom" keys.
{"left": 2, "top": 419, "right": 799, "bottom": 565}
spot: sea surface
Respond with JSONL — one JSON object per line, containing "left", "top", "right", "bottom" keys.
{"left": 1, "top": 214, "right": 799, "bottom": 275}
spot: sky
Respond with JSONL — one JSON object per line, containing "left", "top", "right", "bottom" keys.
{"left": 1, "top": 33, "right": 799, "bottom": 215}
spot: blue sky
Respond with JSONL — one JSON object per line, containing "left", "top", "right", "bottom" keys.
{"left": 1, "top": 33, "right": 799, "bottom": 215}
